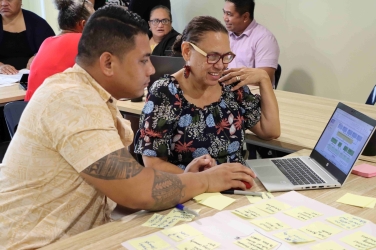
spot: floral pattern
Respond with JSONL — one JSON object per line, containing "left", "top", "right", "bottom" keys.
{"left": 134, "top": 75, "right": 261, "bottom": 169}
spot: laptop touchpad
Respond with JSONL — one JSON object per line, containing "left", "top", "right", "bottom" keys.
{"left": 253, "top": 166, "right": 284, "bottom": 178}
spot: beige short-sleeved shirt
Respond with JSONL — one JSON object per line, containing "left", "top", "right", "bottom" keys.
{"left": 0, "top": 64, "right": 134, "bottom": 249}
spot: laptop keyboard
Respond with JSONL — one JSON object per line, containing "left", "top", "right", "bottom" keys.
{"left": 271, "top": 158, "right": 325, "bottom": 185}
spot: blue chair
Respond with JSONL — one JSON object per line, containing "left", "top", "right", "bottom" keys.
{"left": 365, "top": 85, "right": 376, "bottom": 105}
{"left": 3, "top": 101, "right": 28, "bottom": 138}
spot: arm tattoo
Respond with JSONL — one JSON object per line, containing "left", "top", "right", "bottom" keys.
{"left": 150, "top": 169, "right": 186, "bottom": 210}
{"left": 82, "top": 148, "right": 143, "bottom": 180}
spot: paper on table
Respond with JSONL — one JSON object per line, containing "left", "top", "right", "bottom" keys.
{"left": 0, "top": 69, "right": 30, "bottom": 86}
{"left": 142, "top": 213, "right": 181, "bottom": 228}
{"left": 246, "top": 192, "right": 274, "bottom": 204}
{"left": 162, "top": 224, "right": 202, "bottom": 242}
{"left": 128, "top": 235, "right": 171, "bottom": 250}
{"left": 166, "top": 208, "right": 198, "bottom": 222}
{"left": 193, "top": 192, "right": 222, "bottom": 202}
{"left": 336, "top": 193, "right": 376, "bottom": 208}
{"left": 309, "top": 241, "right": 347, "bottom": 250}
{"left": 250, "top": 217, "right": 291, "bottom": 231}
{"left": 199, "top": 195, "right": 235, "bottom": 210}
{"left": 256, "top": 199, "right": 291, "bottom": 214}
{"left": 283, "top": 206, "right": 323, "bottom": 221}
{"left": 299, "top": 221, "right": 342, "bottom": 239}
{"left": 341, "top": 231, "right": 376, "bottom": 250}
{"left": 326, "top": 214, "right": 368, "bottom": 230}
{"left": 234, "top": 232, "right": 280, "bottom": 250}
{"left": 232, "top": 205, "right": 269, "bottom": 219}
{"left": 177, "top": 235, "right": 220, "bottom": 250}
{"left": 274, "top": 229, "right": 315, "bottom": 244}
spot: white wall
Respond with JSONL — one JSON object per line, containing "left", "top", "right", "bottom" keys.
{"left": 23, "top": 0, "right": 59, "bottom": 33}
{"left": 24, "top": 0, "right": 376, "bottom": 103}
{"left": 171, "top": 0, "right": 376, "bottom": 103}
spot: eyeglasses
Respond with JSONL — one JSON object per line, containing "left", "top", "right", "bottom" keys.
{"left": 149, "top": 19, "right": 171, "bottom": 26}
{"left": 188, "top": 42, "right": 236, "bottom": 64}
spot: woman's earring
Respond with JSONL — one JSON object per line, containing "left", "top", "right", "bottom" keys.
{"left": 183, "top": 63, "right": 191, "bottom": 79}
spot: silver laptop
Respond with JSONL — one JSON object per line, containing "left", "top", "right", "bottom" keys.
{"left": 246, "top": 102, "right": 376, "bottom": 192}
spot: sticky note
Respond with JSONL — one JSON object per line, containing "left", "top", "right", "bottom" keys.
{"left": 274, "top": 229, "right": 315, "bottom": 244}
{"left": 310, "top": 241, "right": 347, "bottom": 250}
{"left": 234, "top": 232, "right": 280, "bottom": 250}
{"left": 250, "top": 217, "right": 290, "bottom": 231}
{"left": 283, "top": 206, "right": 322, "bottom": 221}
{"left": 193, "top": 192, "right": 221, "bottom": 202}
{"left": 166, "top": 208, "right": 196, "bottom": 222}
{"left": 142, "top": 213, "right": 181, "bottom": 228}
{"left": 352, "top": 163, "right": 376, "bottom": 178}
{"left": 177, "top": 235, "right": 220, "bottom": 250}
{"left": 256, "top": 200, "right": 291, "bottom": 214}
{"left": 128, "top": 235, "right": 171, "bottom": 250}
{"left": 299, "top": 221, "right": 342, "bottom": 239}
{"left": 341, "top": 231, "right": 376, "bottom": 250}
{"left": 336, "top": 193, "right": 376, "bottom": 208}
{"left": 326, "top": 214, "right": 368, "bottom": 230}
{"left": 246, "top": 192, "right": 274, "bottom": 204}
{"left": 199, "top": 195, "right": 235, "bottom": 210}
{"left": 162, "top": 224, "right": 202, "bottom": 242}
{"left": 232, "top": 205, "right": 269, "bottom": 219}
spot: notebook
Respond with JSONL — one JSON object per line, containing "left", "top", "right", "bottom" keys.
{"left": 246, "top": 102, "right": 376, "bottom": 192}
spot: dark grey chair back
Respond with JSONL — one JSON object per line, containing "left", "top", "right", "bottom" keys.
{"left": 149, "top": 55, "right": 185, "bottom": 88}
{"left": 3, "top": 101, "right": 28, "bottom": 138}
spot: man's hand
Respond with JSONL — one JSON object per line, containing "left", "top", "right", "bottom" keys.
{"left": 201, "top": 163, "right": 257, "bottom": 192}
{"left": 0, "top": 64, "right": 18, "bottom": 75}
{"left": 184, "top": 154, "right": 217, "bottom": 173}
{"left": 27, "top": 56, "right": 35, "bottom": 69}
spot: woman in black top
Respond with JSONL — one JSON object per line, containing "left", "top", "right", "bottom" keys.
{"left": 0, "top": 0, "right": 54, "bottom": 74}
{"left": 129, "top": 0, "right": 170, "bottom": 23}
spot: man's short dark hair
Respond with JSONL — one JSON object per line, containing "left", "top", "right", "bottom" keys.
{"left": 225, "top": 0, "right": 255, "bottom": 19}
{"left": 77, "top": 5, "right": 148, "bottom": 65}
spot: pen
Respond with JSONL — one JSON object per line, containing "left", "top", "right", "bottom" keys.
{"left": 221, "top": 189, "right": 263, "bottom": 197}
{"left": 175, "top": 204, "right": 200, "bottom": 217}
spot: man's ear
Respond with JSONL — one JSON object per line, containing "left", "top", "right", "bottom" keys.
{"left": 242, "top": 12, "right": 250, "bottom": 22}
{"left": 99, "top": 52, "right": 114, "bottom": 77}
{"left": 181, "top": 42, "right": 191, "bottom": 62}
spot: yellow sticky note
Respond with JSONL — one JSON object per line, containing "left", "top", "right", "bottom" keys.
{"left": 250, "top": 217, "right": 290, "bottom": 231}
{"left": 246, "top": 192, "right": 274, "bottom": 204}
{"left": 177, "top": 235, "right": 220, "bottom": 250}
{"left": 142, "top": 213, "right": 181, "bottom": 228}
{"left": 274, "top": 229, "right": 315, "bottom": 244}
{"left": 256, "top": 200, "right": 291, "bottom": 214}
{"left": 283, "top": 206, "right": 322, "bottom": 221}
{"left": 162, "top": 224, "right": 202, "bottom": 242}
{"left": 166, "top": 208, "right": 195, "bottom": 222}
{"left": 336, "top": 193, "right": 376, "bottom": 208}
{"left": 341, "top": 231, "right": 376, "bottom": 250}
{"left": 234, "top": 232, "right": 279, "bottom": 250}
{"left": 193, "top": 192, "right": 221, "bottom": 202}
{"left": 299, "top": 221, "right": 342, "bottom": 239}
{"left": 199, "top": 195, "right": 235, "bottom": 210}
{"left": 232, "top": 205, "right": 269, "bottom": 219}
{"left": 310, "top": 241, "right": 347, "bottom": 250}
{"left": 326, "top": 214, "right": 368, "bottom": 230}
{"left": 129, "top": 235, "right": 170, "bottom": 250}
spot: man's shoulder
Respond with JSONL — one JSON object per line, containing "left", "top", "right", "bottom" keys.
{"left": 252, "top": 21, "right": 277, "bottom": 38}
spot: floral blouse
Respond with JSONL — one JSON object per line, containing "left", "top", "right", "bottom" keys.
{"left": 134, "top": 75, "right": 261, "bottom": 169}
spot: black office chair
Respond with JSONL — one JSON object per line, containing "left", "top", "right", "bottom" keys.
{"left": 274, "top": 64, "right": 282, "bottom": 89}
{"left": 3, "top": 101, "right": 28, "bottom": 138}
{"left": 365, "top": 85, "right": 376, "bottom": 105}
{"left": 149, "top": 55, "right": 185, "bottom": 86}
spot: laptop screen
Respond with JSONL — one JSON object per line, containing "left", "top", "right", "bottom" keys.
{"left": 311, "top": 102, "right": 376, "bottom": 183}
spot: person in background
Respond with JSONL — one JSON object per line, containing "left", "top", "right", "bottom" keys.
{"left": 0, "top": 0, "right": 55, "bottom": 74}
{"left": 149, "top": 5, "right": 180, "bottom": 56}
{"left": 25, "top": 0, "right": 94, "bottom": 101}
{"left": 134, "top": 16, "right": 280, "bottom": 173}
{"left": 223, "top": 0, "right": 279, "bottom": 87}
{"left": 0, "top": 7, "right": 255, "bottom": 248}
{"left": 128, "top": 0, "right": 170, "bottom": 23}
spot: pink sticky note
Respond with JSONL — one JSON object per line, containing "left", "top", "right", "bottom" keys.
{"left": 352, "top": 163, "right": 376, "bottom": 178}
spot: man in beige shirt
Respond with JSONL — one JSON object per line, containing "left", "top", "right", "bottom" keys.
{"left": 0, "top": 6, "right": 256, "bottom": 249}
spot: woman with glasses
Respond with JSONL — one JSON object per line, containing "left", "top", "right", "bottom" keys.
{"left": 25, "top": 0, "right": 94, "bottom": 101}
{"left": 0, "top": 0, "right": 55, "bottom": 74}
{"left": 134, "top": 16, "right": 280, "bottom": 174}
{"left": 148, "top": 5, "right": 180, "bottom": 56}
